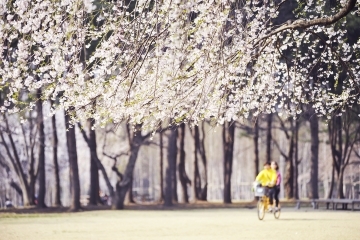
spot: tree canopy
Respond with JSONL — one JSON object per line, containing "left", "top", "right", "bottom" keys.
{"left": 1, "top": 0, "right": 359, "bottom": 129}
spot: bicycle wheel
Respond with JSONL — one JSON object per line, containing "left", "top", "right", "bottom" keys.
{"left": 257, "top": 200, "right": 265, "bottom": 220}
{"left": 274, "top": 207, "right": 281, "bottom": 219}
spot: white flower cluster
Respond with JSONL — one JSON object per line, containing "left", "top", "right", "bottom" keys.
{"left": 0, "top": 0, "right": 359, "bottom": 129}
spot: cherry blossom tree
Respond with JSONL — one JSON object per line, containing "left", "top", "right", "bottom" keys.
{"left": 1, "top": 0, "right": 359, "bottom": 128}
{"left": 1, "top": 0, "right": 360, "bottom": 209}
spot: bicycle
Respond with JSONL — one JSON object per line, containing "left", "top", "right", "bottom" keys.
{"left": 254, "top": 185, "right": 281, "bottom": 220}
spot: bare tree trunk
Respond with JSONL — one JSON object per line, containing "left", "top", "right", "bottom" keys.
{"left": 335, "top": 115, "right": 344, "bottom": 198}
{"left": 128, "top": 177, "right": 135, "bottom": 203}
{"left": 337, "top": 167, "right": 345, "bottom": 199}
{"left": 193, "top": 125, "right": 202, "bottom": 200}
{"left": 88, "top": 119, "right": 100, "bottom": 205}
{"left": 266, "top": 114, "right": 272, "bottom": 162}
{"left": 29, "top": 150, "right": 37, "bottom": 205}
{"left": 51, "top": 101, "right": 61, "bottom": 206}
{"left": 293, "top": 120, "right": 300, "bottom": 200}
{"left": 223, "top": 122, "right": 235, "bottom": 204}
{"left": 159, "top": 131, "right": 164, "bottom": 202}
{"left": 171, "top": 129, "right": 178, "bottom": 203}
{"left": 327, "top": 164, "right": 335, "bottom": 199}
{"left": 308, "top": 111, "right": 319, "bottom": 199}
{"left": 65, "top": 110, "right": 81, "bottom": 211}
{"left": 199, "top": 122, "right": 208, "bottom": 201}
{"left": 112, "top": 145, "right": 140, "bottom": 209}
{"left": 274, "top": 117, "right": 300, "bottom": 199}
{"left": 253, "top": 120, "right": 259, "bottom": 178}
{"left": 112, "top": 124, "right": 145, "bottom": 209}
{"left": 164, "top": 129, "right": 177, "bottom": 206}
{"left": 1, "top": 117, "right": 32, "bottom": 206}
{"left": 253, "top": 120, "right": 260, "bottom": 201}
{"left": 327, "top": 111, "right": 358, "bottom": 199}
{"left": 337, "top": 119, "right": 343, "bottom": 199}
{"left": 178, "top": 124, "right": 190, "bottom": 203}
{"left": 28, "top": 118, "right": 37, "bottom": 205}
{"left": 10, "top": 180, "right": 23, "bottom": 198}
{"left": 36, "top": 89, "right": 46, "bottom": 208}
{"left": 77, "top": 122, "right": 114, "bottom": 199}
{"left": 284, "top": 134, "right": 294, "bottom": 199}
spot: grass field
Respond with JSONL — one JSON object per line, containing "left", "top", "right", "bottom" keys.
{"left": 1, "top": 208, "right": 359, "bottom": 240}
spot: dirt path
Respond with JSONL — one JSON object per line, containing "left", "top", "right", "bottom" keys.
{"left": 1, "top": 208, "right": 359, "bottom": 240}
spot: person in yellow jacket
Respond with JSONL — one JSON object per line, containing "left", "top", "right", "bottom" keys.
{"left": 255, "top": 162, "right": 277, "bottom": 211}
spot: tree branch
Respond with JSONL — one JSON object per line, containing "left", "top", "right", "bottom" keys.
{"left": 111, "top": 166, "right": 124, "bottom": 181}
{"left": 10, "top": 180, "right": 23, "bottom": 196}
{"left": 255, "top": 0, "right": 357, "bottom": 46}
{"left": 77, "top": 122, "right": 90, "bottom": 143}
{"left": 272, "top": 138, "right": 288, "bottom": 160}
{"left": 103, "top": 152, "right": 129, "bottom": 160}
{"left": 102, "top": 152, "right": 128, "bottom": 181}
{"left": 0, "top": 130, "right": 20, "bottom": 176}
{"left": 77, "top": 122, "right": 115, "bottom": 196}
{"left": 354, "top": 146, "right": 360, "bottom": 159}
{"left": 0, "top": 154, "right": 10, "bottom": 172}
{"left": 276, "top": 0, "right": 291, "bottom": 11}
{"left": 276, "top": 114, "right": 290, "bottom": 139}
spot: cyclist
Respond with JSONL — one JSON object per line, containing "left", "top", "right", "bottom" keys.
{"left": 271, "top": 161, "right": 281, "bottom": 212}
{"left": 255, "top": 162, "right": 277, "bottom": 212}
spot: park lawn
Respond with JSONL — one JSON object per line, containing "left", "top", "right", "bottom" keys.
{"left": 0, "top": 208, "right": 359, "bottom": 240}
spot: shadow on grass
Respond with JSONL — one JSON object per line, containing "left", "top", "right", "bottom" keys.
{"left": 0, "top": 205, "right": 112, "bottom": 215}
{"left": 3, "top": 200, "right": 356, "bottom": 215}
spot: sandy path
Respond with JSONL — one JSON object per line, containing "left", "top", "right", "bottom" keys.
{"left": 1, "top": 208, "right": 359, "bottom": 240}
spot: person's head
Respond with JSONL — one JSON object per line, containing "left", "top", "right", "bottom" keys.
{"left": 271, "top": 161, "right": 279, "bottom": 171}
{"left": 263, "top": 162, "right": 270, "bottom": 170}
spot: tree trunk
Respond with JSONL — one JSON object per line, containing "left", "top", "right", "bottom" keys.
{"left": 266, "top": 113, "right": 272, "bottom": 163}
{"left": 112, "top": 124, "right": 143, "bottom": 209}
{"left": 36, "top": 89, "right": 46, "bottom": 208}
{"left": 65, "top": 110, "right": 81, "bottom": 211}
{"left": 337, "top": 167, "right": 345, "bottom": 199}
{"left": 308, "top": 110, "right": 319, "bottom": 199}
{"left": 10, "top": 180, "right": 23, "bottom": 197}
{"left": 293, "top": 120, "right": 299, "bottom": 200}
{"left": 335, "top": 115, "right": 344, "bottom": 198}
{"left": 171, "top": 129, "right": 178, "bottom": 203}
{"left": 29, "top": 151, "right": 37, "bottom": 205}
{"left": 223, "top": 122, "right": 235, "bottom": 204}
{"left": 113, "top": 163, "right": 135, "bottom": 208}
{"left": 128, "top": 177, "right": 135, "bottom": 203}
{"left": 199, "top": 122, "right": 208, "bottom": 201}
{"left": 178, "top": 124, "right": 190, "bottom": 203}
{"left": 1, "top": 118, "right": 32, "bottom": 206}
{"left": 328, "top": 113, "right": 347, "bottom": 199}
{"left": 284, "top": 135, "right": 294, "bottom": 199}
{"left": 253, "top": 120, "right": 259, "bottom": 178}
{"left": 159, "top": 131, "right": 164, "bottom": 202}
{"left": 193, "top": 125, "right": 202, "bottom": 200}
{"left": 164, "top": 128, "right": 178, "bottom": 206}
{"left": 77, "top": 122, "right": 114, "bottom": 199}
{"left": 28, "top": 118, "right": 37, "bottom": 205}
{"left": 51, "top": 101, "right": 61, "bottom": 207}
{"left": 88, "top": 119, "right": 100, "bottom": 205}
{"left": 112, "top": 151, "right": 140, "bottom": 210}
{"left": 327, "top": 164, "right": 335, "bottom": 199}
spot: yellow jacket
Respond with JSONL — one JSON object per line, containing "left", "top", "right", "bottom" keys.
{"left": 255, "top": 169, "right": 277, "bottom": 187}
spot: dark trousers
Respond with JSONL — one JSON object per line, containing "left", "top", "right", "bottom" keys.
{"left": 265, "top": 187, "right": 275, "bottom": 205}
{"left": 273, "top": 186, "right": 280, "bottom": 207}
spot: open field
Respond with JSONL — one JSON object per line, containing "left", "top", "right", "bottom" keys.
{"left": 1, "top": 208, "right": 360, "bottom": 240}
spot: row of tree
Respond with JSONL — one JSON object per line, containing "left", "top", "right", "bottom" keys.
{"left": 1, "top": 102, "right": 359, "bottom": 210}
